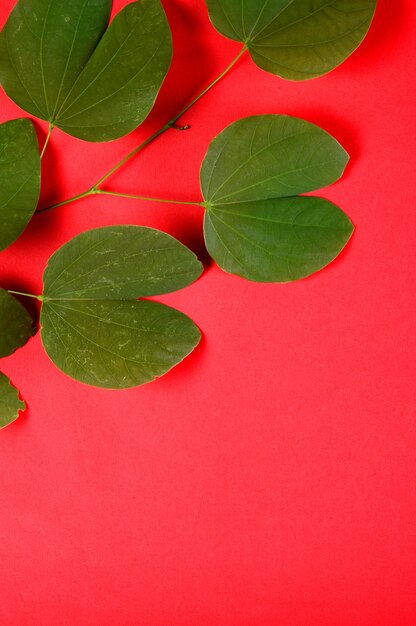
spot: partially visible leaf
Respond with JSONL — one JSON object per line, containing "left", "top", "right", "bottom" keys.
{"left": 0, "top": 118, "right": 41, "bottom": 251}
{"left": 0, "top": 0, "right": 172, "bottom": 142}
{"left": 57, "top": 0, "right": 172, "bottom": 141}
{"left": 200, "top": 115, "right": 353, "bottom": 282}
{"left": 40, "top": 226, "right": 202, "bottom": 388}
{"left": 0, "top": 289, "right": 36, "bottom": 357}
{"left": 0, "top": 0, "right": 112, "bottom": 121}
{"left": 0, "top": 372, "right": 25, "bottom": 429}
{"left": 206, "top": 0, "right": 377, "bottom": 80}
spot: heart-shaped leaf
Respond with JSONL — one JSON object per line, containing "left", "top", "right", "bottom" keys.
{"left": 40, "top": 226, "right": 202, "bottom": 388}
{"left": 206, "top": 0, "right": 377, "bottom": 80}
{"left": 0, "top": 118, "right": 41, "bottom": 251}
{"left": 200, "top": 114, "right": 354, "bottom": 282}
{"left": 0, "top": 372, "right": 25, "bottom": 429}
{"left": 0, "top": 288, "right": 36, "bottom": 357}
{"left": 0, "top": 0, "right": 172, "bottom": 141}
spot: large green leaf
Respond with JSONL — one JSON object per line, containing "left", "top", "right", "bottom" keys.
{"left": 200, "top": 114, "right": 353, "bottom": 282}
{"left": 0, "top": 0, "right": 111, "bottom": 122}
{"left": 205, "top": 0, "right": 377, "bottom": 80}
{"left": 0, "top": 0, "right": 172, "bottom": 141}
{"left": 0, "top": 372, "right": 25, "bottom": 429}
{"left": 0, "top": 118, "right": 41, "bottom": 251}
{"left": 0, "top": 288, "right": 36, "bottom": 357}
{"left": 40, "top": 226, "right": 202, "bottom": 388}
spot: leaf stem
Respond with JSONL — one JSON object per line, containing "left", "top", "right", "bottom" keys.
{"left": 96, "top": 45, "right": 247, "bottom": 188}
{"left": 97, "top": 190, "right": 204, "bottom": 206}
{"left": 38, "top": 46, "right": 247, "bottom": 212}
{"left": 7, "top": 290, "right": 43, "bottom": 301}
{"left": 168, "top": 45, "right": 248, "bottom": 129}
{"left": 40, "top": 123, "right": 54, "bottom": 159}
{"left": 37, "top": 188, "right": 95, "bottom": 213}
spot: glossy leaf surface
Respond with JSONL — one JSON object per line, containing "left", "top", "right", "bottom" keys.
{"left": 201, "top": 115, "right": 353, "bottom": 282}
{"left": 0, "top": 289, "right": 36, "bottom": 358}
{"left": 206, "top": 0, "right": 377, "bottom": 80}
{"left": 40, "top": 226, "right": 202, "bottom": 388}
{"left": 0, "top": 118, "right": 41, "bottom": 251}
{"left": 0, "top": 372, "right": 25, "bottom": 429}
{"left": 0, "top": 0, "right": 172, "bottom": 141}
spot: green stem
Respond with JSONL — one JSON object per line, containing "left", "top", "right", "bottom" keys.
{"left": 97, "top": 190, "right": 204, "bottom": 206}
{"left": 7, "top": 290, "right": 43, "bottom": 301}
{"left": 168, "top": 45, "right": 247, "bottom": 129}
{"left": 37, "top": 188, "right": 95, "bottom": 213}
{"left": 93, "top": 124, "right": 170, "bottom": 189}
{"left": 40, "top": 123, "right": 54, "bottom": 159}
{"left": 39, "top": 46, "right": 247, "bottom": 212}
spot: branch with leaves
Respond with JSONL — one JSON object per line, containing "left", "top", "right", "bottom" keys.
{"left": 0, "top": 0, "right": 377, "bottom": 427}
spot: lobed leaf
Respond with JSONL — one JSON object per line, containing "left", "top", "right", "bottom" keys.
{"left": 200, "top": 114, "right": 354, "bottom": 282}
{"left": 0, "top": 0, "right": 172, "bottom": 141}
{"left": 0, "top": 372, "right": 25, "bottom": 429}
{"left": 40, "top": 226, "right": 202, "bottom": 388}
{"left": 0, "top": 289, "right": 36, "bottom": 358}
{"left": 205, "top": 0, "right": 377, "bottom": 80}
{"left": 0, "top": 118, "right": 41, "bottom": 251}
{"left": 0, "top": 0, "right": 111, "bottom": 122}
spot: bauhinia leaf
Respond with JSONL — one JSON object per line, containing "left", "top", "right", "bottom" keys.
{"left": 205, "top": 0, "right": 377, "bottom": 80}
{"left": 0, "top": 0, "right": 111, "bottom": 122}
{"left": 0, "top": 0, "right": 172, "bottom": 141}
{"left": 200, "top": 114, "right": 354, "bottom": 282}
{"left": 0, "top": 372, "right": 25, "bottom": 429}
{"left": 0, "top": 118, "right": 41, "bottom": 251}
{"left": 40, "top": 226, "right": 202, "bottom": 388}
{"left": 56, "top": 0, "right": 172, "bottom": 141}
{"left": 0, "top": 289, "right": 36, "bottom": 357}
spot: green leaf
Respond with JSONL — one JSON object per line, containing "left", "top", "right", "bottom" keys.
{"left": 0, "top": 0, "right": 172, "bottom": 142}
{"left": 40, "top": 226, "right": 202, "bottom": 388}
{"left": 56, "top": 0, "right": 172, "bottom": 141}
{"left": 0, "top": 289, "right": 36, "bottom": 358}
{"left": 0, "top": 118, "right": 41, "bottom": 251}
{"left": 0, "top": 372, "right": 25, "bottom": 429}
{"left": 0, "top": 0, "right": 111, "bottom": 122}
{"left": 205, "top": 0, "right": 377, "bottom": 80}
{"left": 200, "top": 114, "right": 354, "bottom": 282}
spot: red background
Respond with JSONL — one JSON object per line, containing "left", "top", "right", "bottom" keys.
{"left": 1, "top": 1, "right": 415, "bottom": 624}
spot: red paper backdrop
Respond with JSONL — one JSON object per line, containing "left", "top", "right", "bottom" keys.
{"left": 1, "top": 1, "right": 415, "bottom": 624}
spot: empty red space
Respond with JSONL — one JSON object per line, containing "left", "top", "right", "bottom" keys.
{"left": 0, "top": 0, "right": 415, "bottom": 624}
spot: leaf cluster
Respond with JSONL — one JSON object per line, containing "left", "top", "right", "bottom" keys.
{"left": 0, "top": 0, "right": 377, "bottom": 427}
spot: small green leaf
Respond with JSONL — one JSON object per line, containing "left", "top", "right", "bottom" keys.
{"left": 0, "top": 0, "right": 172, "bottom": 142}
{"left": 200, "top": 114, "right": 354, "bottom": 282}
{"left": 0, "top": 372, "right": 25, "bottom": 429}
{"left": 0, "top": 118, "right": 41, "bottom": 251}
{"left": 0, "top": 289, "right": 36, "bottom": 358}
{"left": 40, "top": 226, "right": 202, "bottom": 388}
{"left": 206, "top": 0, "right": 377, "bottom": 80}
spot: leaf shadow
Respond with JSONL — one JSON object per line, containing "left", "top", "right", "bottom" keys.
{"left": 288, "top": 109, "right": 359, "bottom": 174}
{"left": 0, "top": 275, "right": 40, "bottom": 324}
{"left": 154, "top": 330, "right": 206, "bottom": 390}
{"left": 31, "top": 119, "right": 63, "bottom": 208}
{"left": 132, "top": 0, "right": 218, "bottom": 136}
{"left": 344, "top": 0, "right": 405, "bottom": 70}
{"left": 157, "top": 208, "right": 213, "bottom": 269}
{"left": 300, "top": 231, "right": 356, "bottom": 286}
